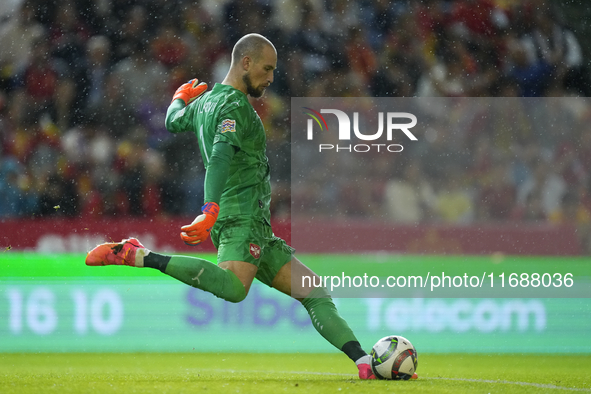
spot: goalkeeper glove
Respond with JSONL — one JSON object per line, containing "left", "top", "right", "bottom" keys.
{"left": 171, "top": 78, "right": 208, "bottom": 105}
{"left": 180, "top": 202, "right": 220, "bottom": 245}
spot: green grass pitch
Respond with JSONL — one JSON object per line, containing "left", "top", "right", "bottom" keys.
{"left": 1, "top": 353, "right": 590, "bottom": 394}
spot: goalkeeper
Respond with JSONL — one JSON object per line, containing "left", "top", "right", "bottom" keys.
{"left": 86, "top": 33, "right": 379, "bottom": 380}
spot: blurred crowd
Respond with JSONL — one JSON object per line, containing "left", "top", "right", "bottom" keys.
{"left": 0, "top": 0, "right": 590, "bottom": 248}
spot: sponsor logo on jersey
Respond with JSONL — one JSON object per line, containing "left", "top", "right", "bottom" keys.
{"left": 221, "top": 119, "right": 236, "bottom": 133}
{"left": 249, "top": 243, "right": 261, "bottom": 259}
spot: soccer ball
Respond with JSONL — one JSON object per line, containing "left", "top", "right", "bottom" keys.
{"left": 370, "top": 335, "right": 418, "bottom": 380}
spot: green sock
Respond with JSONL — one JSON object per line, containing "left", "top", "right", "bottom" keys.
{"left": 301, "top": 287, "right": 363, "bottom": 360}
{"left": 163, "top": 255, "right": 246, "bottom": 303}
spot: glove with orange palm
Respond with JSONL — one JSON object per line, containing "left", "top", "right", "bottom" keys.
{"left": 180, "top": 202, "right": 220, "bottom": 245}
{"left": 171, "top": 78, "right": 208, "bottom": 105}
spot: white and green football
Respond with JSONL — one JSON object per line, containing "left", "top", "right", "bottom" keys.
{"left": 370, "top": 335, "right": 418, "bottom": 380}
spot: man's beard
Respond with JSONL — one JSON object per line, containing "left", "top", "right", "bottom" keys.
{"left": 243, "top": 73, "right": 266, "bottom": 98}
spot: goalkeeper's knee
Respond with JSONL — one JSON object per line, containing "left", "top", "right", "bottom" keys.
{"left": 222, "top": 291, "right": 246, "bottom": 304}
{"left": 301, "top": 286, "right": 333, "bottom": 311}
{"left": 217, "top": 269, "right": 247, "bottom": 303}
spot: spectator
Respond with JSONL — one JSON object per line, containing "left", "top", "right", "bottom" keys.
{"left": 49, "top": 2, "right": 90, "bottom": 76}
{"left": 345, "top": 27, "right": 377, "bottom": 87}
{"left": 86, "top": 72, "right": 137, "bottom": 139}
{"left": 136, "top": 73, "right": 173, "bottom": 149}
{"left": 416, "top": 44, "right": 475, "bottom": 97}
{"left": 0, "top": 0, "right": 45, "bottom": 78}
{"left": 79, "top": 35, "right": 114, "bottom": 120}
{"left": 517, "top": 160, "right": 567, "bottom": 217}
{"left": 371, "top": 13, "right": 425, "bottom": 97}
{"left": 150, "top": 21, "right": 189, "bottom": 69}
{"left": 449, "top": 0, "right": 507, "bottom": 41}
{"left": 223, "top": 0, "right": 273, "bottom": 45}
{"left": 384, "top": 160, "right": 436, "bottom": 223}
{"left": 37, "top": 171, "right": 79, "bottom": 217}
{"left": 112, "top": 40, "right": 167, "bottom": 111}
{"left": 365, "top": 0, "right": 398, "bottom": 49}
{"left": 115, "top": 126, "right": 165, "bottom": 217}
{"left": 0, "top": 156, "right": 37, "bottom": 217}
{"left": 548, "top": 189, "right": 591, "bottom": 225}
{"left": 548, "top": 189, "right": 591, "bottom": 253}
{"left": 323, "top": 0, "right": 361, "bottom": 44}
{"left": 290, "top": 3, "right": 343, "bottom": 81}
{"left": 511, "top": 190, "right": 547, "bottom": 222}
{"left": 521, "top": 8, "right": 590, "bottom": 95}
{"left": 9, "top": 35, "right": 75, "bottom": 129}
{"left": 110, "top": 5, "right": 150, "bottom": 62}
{"left": 476, "top": 160, "right": 516, "bottom": 221}
{"left": 433, "top": 168, "right": 474, "bottom": 224}
{"left": 504, "top": 33, "right": 553, "bottom": 97}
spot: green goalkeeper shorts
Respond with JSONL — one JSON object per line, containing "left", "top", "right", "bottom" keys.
{"left": 210, "top": 217, "right": 295, "bottom": 287}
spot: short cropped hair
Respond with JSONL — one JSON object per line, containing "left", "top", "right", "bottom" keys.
{"left": 231, "top": 33, "right": 275, "bottom": 66}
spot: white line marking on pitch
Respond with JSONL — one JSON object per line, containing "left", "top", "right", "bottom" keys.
{"left": 194, "top": 368, "right": 591, "bottom": 392}
{"left": 428, "top": 377, "right": 591, "bottom": 392}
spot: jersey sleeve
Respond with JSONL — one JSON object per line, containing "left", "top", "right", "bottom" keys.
{"left": 203, "top": 142, "right": 235, "bottom": 204}
{"left": 165, "top": 100, "right": 194, "bottom": 134}
{"left": 212, "top": 100, "right": 250, "bottom": 149}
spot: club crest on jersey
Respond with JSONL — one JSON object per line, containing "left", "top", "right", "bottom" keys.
{"left": 221, "top": 119, "right": 236, "bottom": 133}
{"left": 249, "top": 243, "right": 261, "bottom": 259}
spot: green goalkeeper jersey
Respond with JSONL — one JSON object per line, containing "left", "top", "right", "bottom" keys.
{"left": 166, "top": 83, "right": 271, "bottom": 223}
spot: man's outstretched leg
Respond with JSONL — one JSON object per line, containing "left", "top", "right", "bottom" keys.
{"left": 271, "top": 257, "right": 376, "bottom": 380}
{"left": 85, "top": 238, "right": 251, "bottom": 303}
